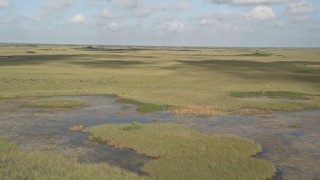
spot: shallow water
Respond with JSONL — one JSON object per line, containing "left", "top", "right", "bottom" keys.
{"left": 185, "top": 111, "right": 320, "bottom": 180}
{"left": 0, "top": 96, "right": 319, "bottom": 179}
{"left": 0, "top": 96, "right": 173, "bottom": 175}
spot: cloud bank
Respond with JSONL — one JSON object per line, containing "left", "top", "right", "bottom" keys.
{"left": 0, "top": 0, "right": 319, "bottom": 47}
{"left": 244, "top": 5, "right": 276, "bottom": 20}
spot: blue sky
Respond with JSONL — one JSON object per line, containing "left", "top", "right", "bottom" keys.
{"left": 0, "top": 0, "right": 319, "bottom": 47}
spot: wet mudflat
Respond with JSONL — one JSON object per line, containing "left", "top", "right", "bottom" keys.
{"left": 0, "top": 96, "right": 319, "bottom": 179}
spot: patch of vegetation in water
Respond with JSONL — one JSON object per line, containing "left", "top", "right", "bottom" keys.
{"left": 69, "top": 125, "right": 85, "bottom": 132}
{"left": 91, "top": 136, "right": 105, "bottom": 144}
{"left": 150, "top": 118, "right": 158, "bottom": 123}
{"left": 85, "top": 123, "right": 276, "bottom": 180}
{"left": 86, "top": 46, "right": 95, "bottom": 49}
{"left": 230, "top": 91, "right": 309, "bottom": 100}
{"left": 285, "top": 124, "right": 304, "bottom": 129}
{"left": 172, "top": 105, "right": 225, "bottom": 117}
{"left": 118, "top": 98, "right": 170, "bottom": 113}
{"left": 25, "top": 51, "right": 36, "bottom": 53}
{"left": 239, "top": 52, "right": 272, "bottom": 57}
{"left": 0, "top": 137, "right": 142, "bottom": 180}
{"left": 24, "top": 99, "right": 84, "bottom": 109}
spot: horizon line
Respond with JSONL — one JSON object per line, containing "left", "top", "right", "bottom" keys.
{"left": 1, "top": 42, "right": 319, "bottom": 49}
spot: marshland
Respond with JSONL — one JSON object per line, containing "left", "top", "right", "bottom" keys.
{"left": 0, "top": 44, "right": 319, "bottom": 179}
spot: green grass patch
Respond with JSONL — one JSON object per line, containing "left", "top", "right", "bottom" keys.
{"left": 230, "top": 91, "right": 309, "bottom": 100}
{"left": 85, "top": 123, "right": 276, "bottom": 180}
{"left": 25, "top": 99, "right": 84, "bottom": 109}
{"left": 122, "top": 122, "right": 143, "bottom": 131}
{"left": 0, "top": 137, "right": 143, "bottom": 180}
{"left": 118, "top": 98, "right": 170, "bottom": 113}
{"left": 243, "top": 101, "right": 309, "bottom": 111}
{"left": 150, "top": 118, "right": 158, "bottom": 123}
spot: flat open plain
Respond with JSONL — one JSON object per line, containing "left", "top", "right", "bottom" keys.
{"left": 0, "top": 45, "right": 319, "bottom": 179}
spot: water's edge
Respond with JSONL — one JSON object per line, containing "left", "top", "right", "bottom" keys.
{"left": 0, "top": 96, "right": 319, "bottom": 179}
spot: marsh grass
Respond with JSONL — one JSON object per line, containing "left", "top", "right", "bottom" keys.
{"left": 150, "top": 118, "right": 158, "bottom": 123}
{"left": 260, "top": 115, "right": 276, "bottom": 119}
{"left": 232, "top": 108, "right": 266, "bottom": 115}
{"left": 25, "top": 51, "right": 36, "bottom": 54}
{"left": 173, "top": 105, "right": 225, "bottom": 117}
{"left": 286, "top": 124, "right": 303, "bottom": 129}
{"left": 69, "top": 125, "right": 85, "bottom": 132}
{"left": 91, "top": 136, "right": 105, "bottom": 144}
{"left": 241, "top": 100, "right": 319, "bottom": 112}
{"left": 239, "top": 52, "right": 272, "bottom": 57}
{"left": 118, "top": 98, "right": 170, "bottom": 113}
{"left": 122, "top": 122, "right": 143, "bottom": 131}
{"left": 25, "top": 99, "right": 84, "bottom": 109}
{"left": 230, "top": 91, "right": 309, "bottom": 99}
{"left": 0, "top": 137, "right": 143, "bottom": 180}
{"left": 32, "top": 113, "right": 47, "bottom": 118}
{"left": 85, "top": 123, "right": 276, "bottom": 180}
{"left": 1, "top": 45, "right": 319, "bottom": 114}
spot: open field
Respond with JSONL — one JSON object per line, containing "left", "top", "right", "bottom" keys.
{"left": 1, "top": 45, "right": 319, "bottom": 114}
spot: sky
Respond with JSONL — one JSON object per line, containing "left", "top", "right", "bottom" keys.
{"left": 0, "top": 0, "right": 319, "bottom": 47}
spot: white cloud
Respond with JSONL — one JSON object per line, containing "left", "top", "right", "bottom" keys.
{"left": 164, "top": 20, "right": 184, "bottom": 34}
{"left": 108, "top": 22, "right": 125, "bottom": 31}
{"left": 101, "top": 9, "right": 122, "bottom": 19}
{"left": 244, "top": 5, "right": 276, "bottom": 21}
{"left": 44, "top": 0, "right": 74, "bottom": 10}
{"left": 286, "top": 2, "right": 315, "bottom": 15}
{"left": 0, "top": 0, "right": 10, "bottom": 8}
{"left": 208, "top": 0, "right": 294, "bottom": 5}
{"left": 68, "top": 14, "right": 86, "bottom": 24}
